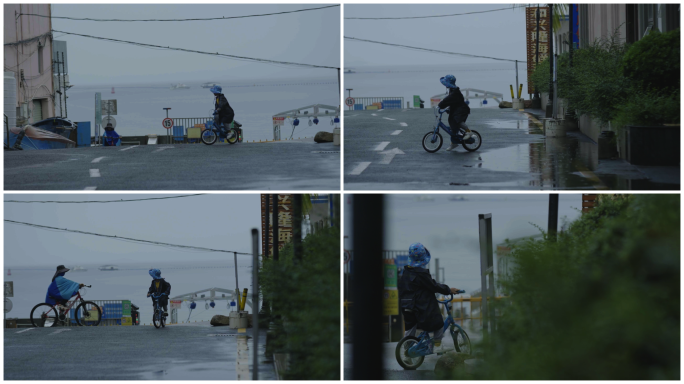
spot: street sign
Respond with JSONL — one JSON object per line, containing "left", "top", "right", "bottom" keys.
{"left": 383, "top": 289, "right": 398, "bottom": 316}
{"left": 101, "top": 99, "right": 118, "bottom": 116}
{"left": 4, "top": 298, "right": 12, "bottom": 313}
{"left": 162, "top": 117, "right": 174, "bottom": 129}
{"left": 4, "top": 282, "right": 13, "bottom": 297}
{"left": 170, "top": 300, "right": 182, "bottom": 310}
{"left": 345, "top": 97, "right": 355, "bottom": 107}
{"left": 102, "top": 115, "right": 117, "bottom": 129}
{"left": 384, "top": 264, "right": 397, "bottom": 287}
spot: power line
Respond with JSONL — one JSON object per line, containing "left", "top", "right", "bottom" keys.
{"left": 22, "top": 5, "right": 339, "bottom": 22}
{"left": 52, "top": 30, "right": 338, "bottom": 70}
{"left": 345, "top": 5, "right": 520, "bottom": 20}
{"left": 5, "top": 219, "right": 251, "bottom": 255}
{"left": 5, "top": 194, "right": 205, "bottom": 204}
{"left": 345, "top": 36, "right": 526, "bottom": 63}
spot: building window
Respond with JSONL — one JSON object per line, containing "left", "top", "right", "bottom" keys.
{"left": 38, "top": 44, "right": 44, "bottom": 75}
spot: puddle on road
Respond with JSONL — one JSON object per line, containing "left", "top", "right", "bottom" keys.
{"left": 483, "top": 118, "right": 543, "bottom": 134}
{"left": 138, "top": 361, "right": 234, "bottom": 380}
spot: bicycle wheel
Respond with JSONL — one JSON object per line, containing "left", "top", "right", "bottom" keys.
{"left": 422, "top": 131, "right": 443, "bottom": 153}
{"left": 453, "top": 328, "right": 472, "bottom": 355}
{"left": 395, "top": 336, "right": 425, "bottom": 370}
{"left": 161, "top": 312, "right": 166, "bottom": 328}
{"left": 75, "top": 301, "right": 102, "bottom": 326}
{"left": 153, "top": 308, "right": 161, "bottom": 329}
{"left": 226, "top": 129, "right": 238, "bottom": 144}
{"left": 30, "top": 303, "right": 58, "bottom": 327}
{"left": 461, "top": 130, "right": 482, "bottom": 152}
{"left": 201, "top": 129, "right": 218, "bottom": 145}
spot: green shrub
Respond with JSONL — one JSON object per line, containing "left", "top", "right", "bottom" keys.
{"left": 614, "top": 89, "right": 680, "bottom": 126}
{"left": 260, "top": 226, "right": 340, "bottom": 380}
{"left": 479, "top": 195, "right": 680, "bottom": 380}
{"left": 622, "top": 28, "right": 680, "bottom": 94}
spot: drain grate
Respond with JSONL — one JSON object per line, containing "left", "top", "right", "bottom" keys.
{"left": 311, "top": 151, "right": 340, "bottom": 154}
{"left": 207, "top": 334, "right": 237, "bottom": 337}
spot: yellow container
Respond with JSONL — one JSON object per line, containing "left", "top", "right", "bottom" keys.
{"left": 366, "top": 105, "right": 378, "bottom": 110}
{"left": 121, "top": 316, "right": 132, "bottom": 326}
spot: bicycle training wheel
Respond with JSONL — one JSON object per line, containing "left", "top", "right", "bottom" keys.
{"left": 453, "top": 328, "right": 472, "bottom": 355}
{"left": 75, "top": 301, "right": 102, "bottom": 326}
{"left": 462, "top": 130, "right": 482, "bottom": 152}
{"left": 153, "top": 309, "right": 162, "bottom": 329}
{"left": 201, "top": 130, "right": 218, "bottom": 145}
{"left": 422, "top": 131, "right": 443, "bottom": 153}
{"left": 30, "top": 303, "right": 58, "bottom": 327}
{"left": 226, "top": 129, "right": 238, "bottom": 144}
{"left": 395, "top": 336, "right": 425, "bottom": 370}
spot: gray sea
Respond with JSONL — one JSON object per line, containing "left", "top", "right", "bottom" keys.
{"left": 64, "top": 75, "right": 339, "bottom": 141}
{"left": 4, "top": 260, "right": 255, "bottom": 325}
{"left": 343, "top": 62, "right": 529, "bottom": 108}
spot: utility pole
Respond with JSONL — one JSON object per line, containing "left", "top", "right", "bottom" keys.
{"left": 569, "top": 4, "right": 574, "bottom": 67}
{"left": 547, "top": 4, "right": 554, "bottom": 118}
{"left": 61, "top": 52, "right": 67, "bottom": 118}
{"left": 533, "top": 5, "right": 541, "bottom": 107}
{"left": 272, "top": 194, "right": 279, "bottom": 261}
{"left": 55, "top": 57, "right": 62, "bottom": 117}
{"left": 548, "top": 194, "right": 559, "bottom": 241}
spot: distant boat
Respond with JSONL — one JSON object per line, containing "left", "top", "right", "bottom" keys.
{"left": 170, "top": 84, "right": 190, "bottom": 90}
{"left": 111, "top": 87, "right": 115, "bottom": 94}
{"left": 344, "top": 68, "right": 355, "bottom": 74}
{"left": 72, "top": 266, "right": 88, "bottom": 272}
{"left": 98, "top": 265, "right": 119, "bottom": 271}
{"left": 201, "top": 82, "right": 220, "bottom": 88}
{"left": 7, "top": 269, "right": 10, "bottom": 276}
{"left": 448, "top": 195, "right": 468, "bottom": 202}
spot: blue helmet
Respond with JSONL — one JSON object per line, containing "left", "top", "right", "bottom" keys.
{"left": 408, "top": 243, "right": 431, "bottom": 268}
{"left": 149, "top": 269, "right": 162, "bottom": 279}
{"left": 440, "top": 75, "right": 457, "bottom": 89}
{"left": 210, "top": 85, "right": 222, "bottom": 94}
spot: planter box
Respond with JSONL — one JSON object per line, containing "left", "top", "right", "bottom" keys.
{"left": 624, "top": 125, "right": 680, "bottom": 166}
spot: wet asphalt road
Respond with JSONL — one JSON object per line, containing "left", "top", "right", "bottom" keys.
{"left": 4, "top": 322, "right": 276, "bottom": 380}
{"left": 4, "top": 139, "right": 339, "bottom": 190}
{"left": 343, "top": 108, "right": 679, "bottom": 190}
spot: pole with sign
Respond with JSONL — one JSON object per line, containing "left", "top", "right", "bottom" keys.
{"left": 163, "top": 108, "right": 173, "bottom": 143}
{"left": 95, "top": 93, "right": 102, "bottom": 145}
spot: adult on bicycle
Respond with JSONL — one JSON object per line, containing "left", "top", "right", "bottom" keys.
{"left": 399, "top": 243, "right": 461, "bottom": 354}
{"left": 437, "top": 74, "right": 473, "bottom": 151}
{"left": 45, "top": 265, "right": 85, "bottom": 307}
{"left": 210, "top": 85, "right": 236, "bottom": 139}
{"left": 147, "top": 269, "right": 171, "bottom": 316}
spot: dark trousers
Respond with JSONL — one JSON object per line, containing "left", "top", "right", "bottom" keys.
{"left": 152, "top": 295, "right": 168, "bottom": 311}
{"left": 448, "top": 114, "right": 469, "bottom": 143}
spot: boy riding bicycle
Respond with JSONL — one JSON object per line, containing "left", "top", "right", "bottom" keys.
{"left": 398, "top": 243, "right": 461, "bottom": 354}
{"left": 147, "top": 269, "right": 171, "bottom": 316}
{"left": 438, "top": 74, "right": 473, "bottom": 151}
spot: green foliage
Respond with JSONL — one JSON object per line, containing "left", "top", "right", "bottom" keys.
{"left": 481, "top": 195, "right": 680, "bottom": 380}
{"left": 260, "top": 226, "right": 340, "bottom": 380}
{"left": 622, "top": 29, "right": 680, "bottom": 94}
{"left": 614, "top": 89, "right": 680, "bottom": 126}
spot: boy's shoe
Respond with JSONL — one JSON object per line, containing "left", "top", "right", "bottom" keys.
{"left": 446, "top": 143, "right": 458, "bottom": 151}
{"left": 226, "top": 131, "right": 235, "bottom": 139}
{"left": 463, "top": 132, "right": 473, "bottom": 140}
{"left": 433, "top": 344, "right": 450, "bottom": 355}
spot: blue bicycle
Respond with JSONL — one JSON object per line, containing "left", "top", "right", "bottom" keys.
{"left": 200, "top": 111, "right": 243, "bottom": 146}
{"left": 395, "top": 292, "right": 472, "bottom": 370}
{"left": 150, "top": 292, "right": 168, "bottom": 329}
{"left": 422, "top": 107, "right": 482, "bottom": 153}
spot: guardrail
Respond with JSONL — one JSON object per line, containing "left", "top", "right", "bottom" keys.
{"left": 351, "top": 97, "right": 404, "bottom": 110}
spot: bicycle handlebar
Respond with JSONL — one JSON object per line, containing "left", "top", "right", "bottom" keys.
{"left": 438, "top": 290, "right": 466, "bottom": 304}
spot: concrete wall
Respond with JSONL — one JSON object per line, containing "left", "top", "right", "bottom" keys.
{"left": 4, "top": 4, "right": 55, "bottom": 124}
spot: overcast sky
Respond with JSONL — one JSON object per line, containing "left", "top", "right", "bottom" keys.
{"left": 4, "top": 194, "right": 261, "bottom": 267}
{"left": 50, "top": 4, "right": 340, "bottom": 85}
{"left": 344, "top": 4, "right": 527, "bottom": 67}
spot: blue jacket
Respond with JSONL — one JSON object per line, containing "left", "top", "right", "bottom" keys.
{"left": 45, "top": 275, "right": 80, "bottom": 305}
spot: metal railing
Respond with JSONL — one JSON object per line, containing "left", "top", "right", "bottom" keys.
{"left": 350, "top": 97, "right": 404, "bottom": 110}
{"left": 173, "top": 117, "right": 212, "bottom": 129}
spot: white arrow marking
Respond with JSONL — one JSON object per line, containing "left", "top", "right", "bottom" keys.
{"left": 84, "top": 186, "right": 97, "bottom": 190}
{"left": 400, "top": 122, "right": 408, "bottom": 127}
{"left": 49, "top": 329, "right": 72, "bottom": 335}
{"left": 89, "top": 169, "right": 101, "bottom": 178}
{"left": 391, "top": 130, "right": 403, "bottom": 135}
{"left": 374, "top": 142, "right": 390, "bottom": 151}
{"left": 16, "top": 328, "right": 34, "bottom": 334}
{"left": 379, "top": 147, "right": 405, "bottom": 165}
{"left": 371, "top": 113, "right": 377, "bottom": 116}
{"left": 383, "top": 117, "right": 396, "bottom": 121}
{"left": 153, "top": 146, "right": 174, "bottom": 153}
{"left": 120, "top": 145, "right": 138, "bottom": 151}
{"left": 91, "top": 157, "right": 105, "bottom": 163}
{"left": 349, "top": 162, "right": 371, "bottom": 175}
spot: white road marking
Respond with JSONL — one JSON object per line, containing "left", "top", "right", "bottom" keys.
{"left": 89, "top": 169, "right": 101, "bottom": 178}
{"left": 371, "top": 113, "right": 378, "bottom": 116}
{"left": 84, "top": 186, "right": 97, "bottom": 190}
{"left": 153, "top": 146, "right": 173, "bottom": 153}
{"left": 383, "top": 117, "right": 396, "bottom": 121}
{"left": 349, "top": 162, "right": 371, "bottom": 175}
{"left": 91, "top": 157, "right": 105, "bottom": 163}
{"left": 49, "top": 329, "right": 71, "bottom": 335}
{"left": 379, "top": 147, "right": 405, "bottom": 164}
{"left": 120, "top": 145, "right": 138, "bottom": 151}
{"left": 16, "top": 328, "right": 34, "bottom": 334}
{"left": 374, "top": 141, "right": 390, "bottom": 151}
{"left": 391, "top": 130, "right": 403, "bottom": 135}
{"left": 400, "top": 122, "right": 408, "bottom": 127}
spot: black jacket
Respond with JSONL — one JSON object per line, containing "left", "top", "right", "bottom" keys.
{"left": 438, "top": 87, "right": 470, "bottom": 123}
{"left": 398, "top": 266, "right": 451, "bottom": 332}
{"left": 148, "top": 278, "right": 171, "bottom": 296}
{"left": 214, "top": 93, "right": 235, "bottom": 119}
